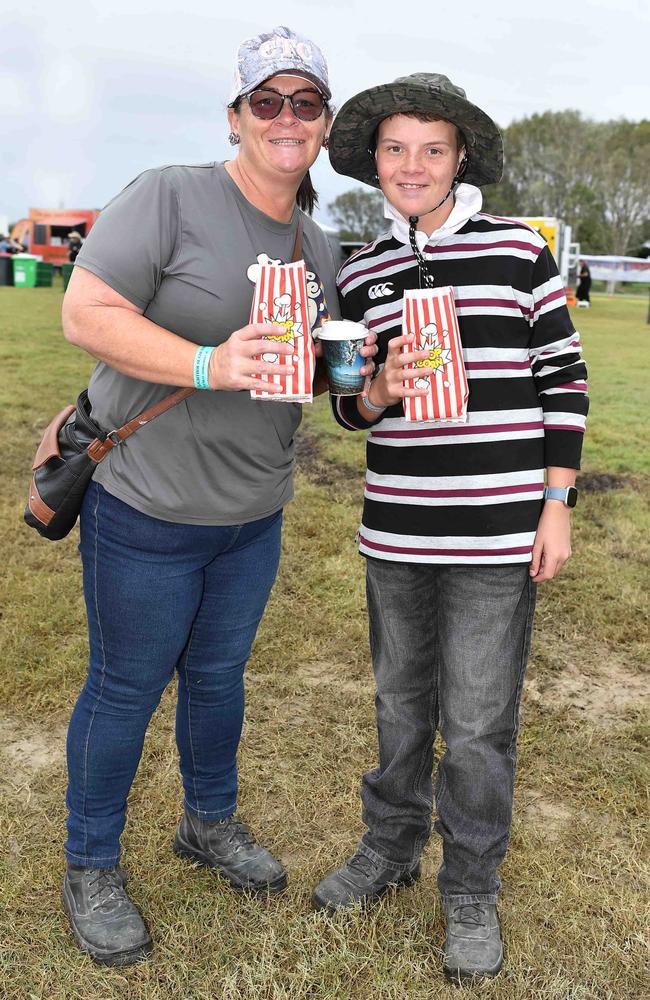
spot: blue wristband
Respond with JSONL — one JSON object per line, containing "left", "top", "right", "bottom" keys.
{"left": 193, "top": 346, "right": 215, "bottom": 390}
{"left": 360, "top": 393, "right": 387, "bottom": 414}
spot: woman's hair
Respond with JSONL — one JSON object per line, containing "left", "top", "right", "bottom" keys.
{"left": 230, "top": 96, "right": 332, "bottom": 215}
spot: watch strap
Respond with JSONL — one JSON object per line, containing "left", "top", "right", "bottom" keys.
{"left": 543, "top": 486, "right": 577, "bottom": 508}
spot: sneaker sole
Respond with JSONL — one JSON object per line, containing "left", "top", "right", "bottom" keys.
{"left": 172, "top": 837, "right": 288, "bottom": 896}
{"left": 312, "top": 863, "right": 420, "bottom": 914}
{"left": 62, "top": 887, "right": 153, "bottom": 967}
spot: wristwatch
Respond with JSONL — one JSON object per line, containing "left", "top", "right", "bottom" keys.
{"left": 543, "top": 486, "right": 578, "bottom": 508}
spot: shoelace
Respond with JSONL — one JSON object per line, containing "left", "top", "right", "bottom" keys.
{"left": 216, "top": 816, "right": 257, "bottom": 851}
{"left": 347, "top": 853, "right": 379, "bottom": 878}
{"left": 87, "top": 868, "right": 127, "bottom": 911}
{"left": 453, "top": 903, "right": 486, "bottom": 927}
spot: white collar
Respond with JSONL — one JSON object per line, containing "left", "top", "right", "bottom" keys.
{"left": 384, "top": 183, "right": 483, "bottom": 250}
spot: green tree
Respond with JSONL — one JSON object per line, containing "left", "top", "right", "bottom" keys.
{"left": 327, "top": 188, "right": 386, "bottom": 242}
{"left": 482, "top": 112, "right": 650, "bottom": 255}
{"left": 593, "top": 120, "right": 650, "bottom": 255}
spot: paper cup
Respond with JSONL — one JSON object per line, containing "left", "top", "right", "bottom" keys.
{"left": 318, "top": 320, "right": 367, "bottom": 395}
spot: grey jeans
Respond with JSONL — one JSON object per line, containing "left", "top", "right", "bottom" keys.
{"left": 361, "top": 557, "right": 536, "bottom": 905}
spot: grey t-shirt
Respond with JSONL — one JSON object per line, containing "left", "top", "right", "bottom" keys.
{"left": 76, "top": 162, "right": 339, "bottom": 524}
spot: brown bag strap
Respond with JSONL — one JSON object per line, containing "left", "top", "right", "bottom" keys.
{"left": 87, "top": 387, "right": 195, "bottom": 461}
{"left": 292, "top": 215, "right": 304, "bottom": 262}
{"left": 87, "top": 215, "right": 305, "bottom": 463}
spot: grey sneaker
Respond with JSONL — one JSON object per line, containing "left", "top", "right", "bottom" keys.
{"left": 173, "top": 811, "right": 287, "bottom": 895}
{"left": 62, "top": 865, "right": 152, "bottom": 966}
{"left": 442, "top": 901, "right": 503, "bottom": 980}
{"left": 312, "top": 850, "right": 420, "bottom": 913}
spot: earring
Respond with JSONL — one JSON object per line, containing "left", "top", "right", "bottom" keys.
{"left": 228, "top": 131, "right": 240, "bottom": 146}
{"left": 322, "top": 135, "right": 330, "bottom": 150}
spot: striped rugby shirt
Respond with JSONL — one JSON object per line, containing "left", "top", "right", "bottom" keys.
{"left": 331, "top": 188, "right": 589, "bottom": 565}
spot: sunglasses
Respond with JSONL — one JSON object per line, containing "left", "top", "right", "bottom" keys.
{"left": 243, "top": 88, "right": 326, "bottom": 122}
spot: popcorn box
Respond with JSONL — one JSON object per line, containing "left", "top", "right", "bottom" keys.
{"left": 402, "top": 286, "right": 468, "bottom": 423}
{"left": 250, "top": 261, "right": 315, "bottom": 403}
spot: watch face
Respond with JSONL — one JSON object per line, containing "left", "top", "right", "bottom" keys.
{"left": 566, "top": 486, "right": 578, "bottom": 508}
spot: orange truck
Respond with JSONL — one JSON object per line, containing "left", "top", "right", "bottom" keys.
{"left": 11, "top": 208, "right": 100, "bottom": 266}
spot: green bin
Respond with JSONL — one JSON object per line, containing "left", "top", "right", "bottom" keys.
{"left": 61, "top": 262, "right": 74, "bottom": 291}
{"left": 12, "top": 256, "right": 38, "bottom": 288}
{"left": 36, "top": 262, "right": 53, "bottom": 287}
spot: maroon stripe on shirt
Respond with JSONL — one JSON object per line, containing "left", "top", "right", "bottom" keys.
{"left": 543, "top": 423, "right": 585, "bottom": 433}
{"left": 368, "top": 309, "right": 402, "bottom": 330}
{"left": 371, "top": 421, "right": 544, "bottom": 439}
{"left": 425, "top": 239, "right": 541, "bottom": 255}
{"left": 365, "top": 482, "right": 543, "bottom": 499}
{"left": 532, "top": 288, "right": 566, "bottom": 312}
{"left": 360, "top": 534, "right": 533, "bottom": 558}
{"left": 338, "top": 253, "right": 413, "bottom": 290}
{"left": 456, "top": 296, "right": 527, "bottom": 313}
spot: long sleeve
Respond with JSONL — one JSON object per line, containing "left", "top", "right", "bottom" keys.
{"left": 528, "top": 246, "right": 589, "bottom": 469}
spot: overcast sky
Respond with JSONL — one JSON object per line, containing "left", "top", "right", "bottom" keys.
{"left": 2, "top": 0, "right": 648, "bottom": 228}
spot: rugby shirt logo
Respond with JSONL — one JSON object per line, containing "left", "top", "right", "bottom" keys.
{"left": 368, "top": 282, "right": 395, "bottom": 299}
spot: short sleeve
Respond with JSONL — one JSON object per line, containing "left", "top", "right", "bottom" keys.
{"left": 75, "top": 169, "right": 181, "bottom": 310}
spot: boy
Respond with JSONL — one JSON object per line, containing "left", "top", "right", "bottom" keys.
{"left": 314, "top": 74, "right": 588, "bottom": 981}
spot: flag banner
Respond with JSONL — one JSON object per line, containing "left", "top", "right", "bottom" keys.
{"left": 402, "top": 287, "right": 468, "bottom": 423}
{"left": 250, "top": 261, "right": 315, "bottom": 402}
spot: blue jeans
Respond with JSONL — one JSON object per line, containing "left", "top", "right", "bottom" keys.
{"left": 65, "top": 481, "right": 282, "bottom": 867}
{"left": 361, "top": 558, "right": 536, "bottom": 905}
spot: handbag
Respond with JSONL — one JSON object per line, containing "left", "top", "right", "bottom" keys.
{"left": 24, "top": 218, "right": 306, "bottom": 541}
{"left": 25, "top": 386, "right": 194, "bottom": 540}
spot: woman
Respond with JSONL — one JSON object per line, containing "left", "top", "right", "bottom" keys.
{"left": 60, "top": 26, "right": 374, "bottom": 967}
{"left": 576, "top": 259, "right": 591, "bottom": 306}
{"left": 315, "top": 74, "right": 588, "bottom": 981}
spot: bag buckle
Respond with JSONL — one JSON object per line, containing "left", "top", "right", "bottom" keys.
{"left": 105, "top": 429, "right": 123, "bottom": 447}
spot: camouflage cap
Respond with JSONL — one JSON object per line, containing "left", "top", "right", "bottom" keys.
{"left": 328, "top": 73, "right": 503, "bottom": 188}
{"left": 228, "top": 26, "right": 331, "bottom": 103}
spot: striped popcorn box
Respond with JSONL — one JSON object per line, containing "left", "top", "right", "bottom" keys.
{"left": 402, "top": 286, "right": 468, "bottom": 423}
{"left": 250, "top": 261, "right": 315, "bottom": 403}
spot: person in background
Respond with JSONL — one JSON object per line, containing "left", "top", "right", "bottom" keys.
{"left": 60, "top": 25, "right": 375, "bottom": 967}
{"left": 314, "top": 73, "right": 588, "bottom": 982}
{"left": 576, "top": 259, "right": 591, "bottom": 307}
{"left": 67, "top": 230, "right": 84, "bottom": 262}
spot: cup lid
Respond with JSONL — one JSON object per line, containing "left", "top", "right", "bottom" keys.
{"left": 318, "top": 320, "right": 367, "bottom": 341}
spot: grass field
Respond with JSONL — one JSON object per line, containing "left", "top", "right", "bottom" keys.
{"left": 1, "top": 288, "right": 648, "bottom": 999}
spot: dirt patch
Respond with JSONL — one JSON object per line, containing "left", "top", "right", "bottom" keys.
{"left": 576, "top": 471, "right": 632, "bottom": 493}
{"left": 0, "top": 717, "right": 67, "bottom": 804}
{"left": 294, "top": 429, "right": 360, "bottom": 494}
{"left": 297, "top": 660, "right": 368, "bottom": 696}
{"left": 525, "top": 658, "right": 649, "bottom": 726}
{"left": 522, "top": 791, "right": 575, "bottom": 838}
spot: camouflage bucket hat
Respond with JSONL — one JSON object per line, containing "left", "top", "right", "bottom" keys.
{"left": 328, "top": 73, "right": 503, "bottom": 188}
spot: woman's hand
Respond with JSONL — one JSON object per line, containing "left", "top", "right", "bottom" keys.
{"left": 368, "top": 334, "right": 434, "bottom": 408}
{"left": 529, "top": 502, "right": 572, "bottom": 583}
{"left": 208, "top": 323, "right": 295, "bottom": 393}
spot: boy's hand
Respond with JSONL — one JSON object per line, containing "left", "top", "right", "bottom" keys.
{"left": 529, "top": 502, "right": 572, "bottom": 582}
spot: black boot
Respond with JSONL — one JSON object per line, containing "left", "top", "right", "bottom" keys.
{"left": 312, "top": 849, "right": 420, "bottom": 913}
{"left": 62, "top": 864, "right": 152, "bottom": 966}
{"left": 173, "top": 811, "right": 287, "bottom": 894}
